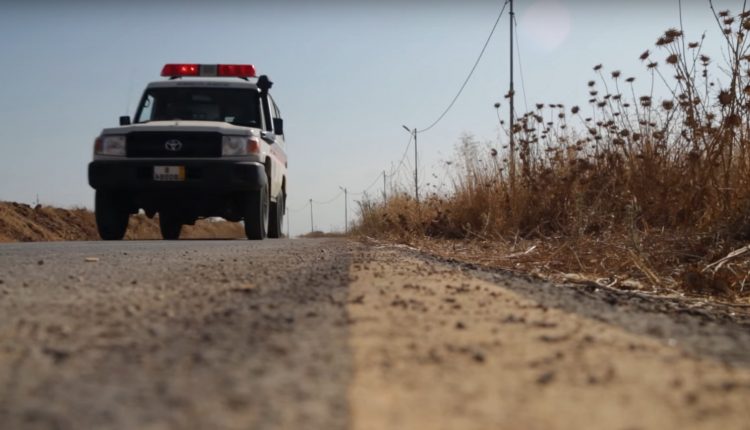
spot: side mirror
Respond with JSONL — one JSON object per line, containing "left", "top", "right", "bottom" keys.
{"left": 119, "top": 116, "right": 131, "bottom": 126}
{"left": 273, "top": 118, "right": 284, "bottom": 136}
{"left": 261, "top": 131, "right": 276, "bottom": 144}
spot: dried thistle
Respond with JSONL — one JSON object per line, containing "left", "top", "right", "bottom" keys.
{"left": 718, "top": 90, "right": 732, "bottom": 106}
{"left": 666, "top": 54, "right": 679, "bottom": 65}
{"left": 594, "top": 64, "right": 603, "bottom": 71}
{"left": 611, "top": 70, "right": 621, "bottom": 78}
{"left": 640, "top": 50, "right": 650, "bottom": 61}
{"left": 664, "top": 28, "right": 683, "bottom": 38}
{"left": 571, "top": 106, "right": 580, "bottom": 114}
{"left": 725, "top": 114, "right": 741, "bottom": 127}
{"left": 662, "top": 100, "right": 674, "bottom": 110}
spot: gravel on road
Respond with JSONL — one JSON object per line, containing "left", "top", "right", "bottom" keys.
{"left": 0, "top": 239, "right": 749, "bottom": 430}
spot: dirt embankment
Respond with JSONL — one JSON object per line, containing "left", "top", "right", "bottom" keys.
{"left": 0, "top": 202, "right": 244, "bottom": 242}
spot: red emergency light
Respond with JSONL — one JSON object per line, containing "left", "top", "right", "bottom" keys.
{"left": 161, "top": 63, "right": 257, "bottom": 78}
{"left": 217, "top": 64, "right": 257, "bottom": 78}
{"left": 161, "top": 64, "right": 199, "bottom": 76}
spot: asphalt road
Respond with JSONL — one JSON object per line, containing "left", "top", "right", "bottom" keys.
{"left": 1, "top": 238, "right": 749, "bottom": 430}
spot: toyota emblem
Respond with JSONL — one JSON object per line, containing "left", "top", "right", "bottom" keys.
{"left": 165, "top": 139, "right": 183, "bottom": 151}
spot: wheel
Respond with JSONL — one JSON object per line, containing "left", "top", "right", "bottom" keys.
{"left": 268, "top": 192, "right": 284, "bottom": 239}
{"left": 244, "top": 183, "right": 269, "bottom": 240}
{"left": 159, "top": 212, "right": 182, "bottom": 240}
{"left": 95, "top": 191, "right": 129, "bottom": 240}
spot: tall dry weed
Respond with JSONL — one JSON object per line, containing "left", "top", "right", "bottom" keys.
{"left": 356, "top": 7, "right": 750, "bottom": 298}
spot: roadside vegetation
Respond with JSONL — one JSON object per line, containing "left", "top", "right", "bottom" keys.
{"left": 356, "top": 7, "right": 750, "bottom": 302}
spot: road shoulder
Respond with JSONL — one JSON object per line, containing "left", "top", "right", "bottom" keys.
{"left": 346, "top": 245, "right": 750, "bottom": 430}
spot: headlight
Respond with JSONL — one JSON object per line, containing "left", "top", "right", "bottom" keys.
{"left": 95, "top": 135, "right": 126, "bottom": 156}
{"left": 222, "top": 136, "right": 260, "bottom": 156}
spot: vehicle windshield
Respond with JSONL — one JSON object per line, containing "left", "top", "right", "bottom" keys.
{"left": 134, "top": 87, "right": 261, "bottom": 127}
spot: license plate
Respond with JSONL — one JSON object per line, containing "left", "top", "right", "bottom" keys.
{"left": 153, "top": 166, "right": 185, "bottom": 181}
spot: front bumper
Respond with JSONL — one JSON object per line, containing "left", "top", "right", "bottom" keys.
{"left": 88, "top": 159, "right": 266, "bottom": 192}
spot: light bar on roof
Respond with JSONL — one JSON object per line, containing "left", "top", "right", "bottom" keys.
{"left": 161, "top": 64, "right": 257, "bottom": 78}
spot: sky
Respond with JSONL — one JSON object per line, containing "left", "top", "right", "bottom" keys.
{"left": 0, "top": 0, "right": 741, "bottom": 237}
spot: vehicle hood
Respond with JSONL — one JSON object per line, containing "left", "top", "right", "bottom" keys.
{"left": 102, "top": 121, "right": 257, "bottom": 136}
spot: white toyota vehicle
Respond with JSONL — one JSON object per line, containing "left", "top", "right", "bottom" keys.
{"left": 88, "top": 64, "right": 287, "bottom": 240}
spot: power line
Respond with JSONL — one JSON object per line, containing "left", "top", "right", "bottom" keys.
{"left": 290, "top": 0, "right": 520, "bottom": 231}
{"left": 351, "top": 170, "right": 385, "bottom": 196}
{"left": 312, "top": 190, "right": 343, "bottom": 205}
{"left": 415, "top": 0, "right": 510, "bottom": 134}
{"left": 513, "top": 14, "right": 529, "bottom": 115}
{"left": 389, "top": 133, "right": 414, "bottom": 178}
{"left": 287, "top": 202, "right": 309, "bottom": 213}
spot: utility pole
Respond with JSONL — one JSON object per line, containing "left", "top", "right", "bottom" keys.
{"left": 339, "top": 186, "right": 348, "bottom": 234}
{"left": 402, "top": 125, "right": 419, "bottom": 204}
{"left": 414, "top": 129, "right": 419, "bottom": 204}
{"left": 509, "top": 0, "right": 516, "bottom": 188}
{"left": 383, "top": 170, "right": 387, "bottom": 202}
{"left": 309, "top": 199, "right": 314, "bottom": 233}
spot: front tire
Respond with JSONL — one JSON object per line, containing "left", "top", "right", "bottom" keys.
{"left": 244, "top": 184, "right": 269, "bottom": 240}
{"left": 268, "top": 192, "right": 284, "bottom": 239}
{"left": 159, "top": 213, "right": 182, "bottom": 240}
{"left": 95, "top": 191, "right": 129, "bottom": 240}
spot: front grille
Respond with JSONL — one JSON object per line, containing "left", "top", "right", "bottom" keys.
{"left": 127, "top": 132, "right": 222, "bottom": 158}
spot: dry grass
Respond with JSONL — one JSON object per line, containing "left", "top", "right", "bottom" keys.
{"left": 356, "top": 8, "right": 750, "bottom": 302}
